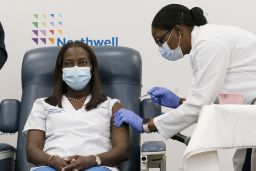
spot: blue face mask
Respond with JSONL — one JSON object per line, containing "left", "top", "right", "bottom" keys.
{"left": 62, "top": 66, "right": 91, "bottom": 91}
{"left": 158, "top": 29, "right": 184, "bottom": 61}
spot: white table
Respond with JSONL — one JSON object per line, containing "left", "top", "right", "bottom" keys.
{"left": 182, "top": 104, "right": 256, "bottom": 171}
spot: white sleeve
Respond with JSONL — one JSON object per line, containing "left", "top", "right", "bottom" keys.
{"left": 107, "top": 98, "right": 120, "bottom": 117}
{"left": 154, "top": 38, "right": 230, "bottom": 139}
{"left": 23, "top": 98, "right": 47, "bottom": 137}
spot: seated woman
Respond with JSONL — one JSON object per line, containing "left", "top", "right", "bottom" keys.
{"left": 23, "top": 41, "right": 129, "bottom": 171}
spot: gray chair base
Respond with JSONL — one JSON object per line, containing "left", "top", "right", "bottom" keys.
{"left": 141, "top": 141, "right": 166, "bottom": 171}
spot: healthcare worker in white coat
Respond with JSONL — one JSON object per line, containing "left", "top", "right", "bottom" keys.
{"left": 114, "top": 4, "right": 256, "bottom": 171}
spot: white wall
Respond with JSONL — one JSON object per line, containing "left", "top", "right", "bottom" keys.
{"left": 1, "top": 0, "right": 256, "bottom": 170}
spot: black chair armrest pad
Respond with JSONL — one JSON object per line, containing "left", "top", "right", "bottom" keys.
{"left": 141, "top": 141, "right": 166, "bottom": 152}
{"left": 0, "top": 99, "right": 20, "bottom": 133}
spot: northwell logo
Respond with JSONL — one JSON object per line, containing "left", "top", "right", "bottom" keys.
{"left": 31, "top": 13, "right": 119, "bottom": 46}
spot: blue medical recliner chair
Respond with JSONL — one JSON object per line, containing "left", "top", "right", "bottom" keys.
{"left": 0, "top": 46, "right": 163, "bottom": 171}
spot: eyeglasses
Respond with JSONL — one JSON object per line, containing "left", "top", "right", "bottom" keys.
{"left": 155, "top": 29, "right": 172, "bottom": 47}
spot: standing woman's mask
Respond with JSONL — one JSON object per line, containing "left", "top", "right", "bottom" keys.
{"left": 158, "top": 28, "right": 184, "bottom": 61}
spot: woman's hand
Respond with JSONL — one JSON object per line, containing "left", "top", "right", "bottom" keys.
{"left": 62, "top": 155, "right": 96, "bottom": 171}
{"left": 50, "top": 155, "right": 70, "bottom": 171}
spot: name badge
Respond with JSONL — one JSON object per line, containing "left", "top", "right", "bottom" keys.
{"left": 98, "top": 106, "right": 107, "bottom": 109}
{"left": 47, "top": 108, "right": 63, "bottom": 114}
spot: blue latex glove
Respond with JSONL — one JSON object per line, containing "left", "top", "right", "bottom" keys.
{"left": 147, "top": 87, "right": 180, "bottom": 108}
{"left": 114, "top": 108, "right": 143, "bottom": 133}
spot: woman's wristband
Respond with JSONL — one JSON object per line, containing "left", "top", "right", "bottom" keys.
{"left": 148, "top": 119, "right": 158, "bottom": 132}
{"left": 142, "top": 118, "right": 158, "bottom": 132}
{"left": 179, "top": 98, "right": 186, "bottom": 105}
{"left": 48, "top": 154, "right": 58, "bottom": 166}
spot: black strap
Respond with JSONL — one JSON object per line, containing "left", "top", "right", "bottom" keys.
{"left": 251, "top": 98, "right": 256, "bottom": 105}
{"left": 242, "top": 99, "right": 256, "bottom": 171}
{"left": 242, "top": 148, "right": 252, "bottom": 171}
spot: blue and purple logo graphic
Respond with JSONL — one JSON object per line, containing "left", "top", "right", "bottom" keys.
{"left": 32, "top": 13, "right": 119, "bottom": 46}
{"left": 32, "top": 13, "right": 63, "bottom": 45}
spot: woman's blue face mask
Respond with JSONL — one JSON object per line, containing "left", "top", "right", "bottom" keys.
{"left": 62, "top": 66, "right": 91, "bottom": 91}
{"left": 158, "top": 28, "right": 184, "bottom": 61}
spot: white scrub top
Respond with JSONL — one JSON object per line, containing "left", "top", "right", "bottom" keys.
{"left": 154, "top": 24, "right": 256, "bottom": 139}
{"left": 23, "top": 95, "right": 119, "bottom": 171}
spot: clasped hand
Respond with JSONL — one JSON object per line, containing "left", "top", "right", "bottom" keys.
{"left": 51, "top": 155, "right": 95, "bottom": 171}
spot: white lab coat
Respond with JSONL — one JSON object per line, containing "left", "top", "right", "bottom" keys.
{"left": 153, "top": 24, "right": 256, "bottom": 170}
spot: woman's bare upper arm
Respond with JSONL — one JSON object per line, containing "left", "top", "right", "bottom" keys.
{"left": 110, "top": 102, "right": 129, "bottom": 148}
{"left": 27, "top": 130, "right": 46, "bottom": 149}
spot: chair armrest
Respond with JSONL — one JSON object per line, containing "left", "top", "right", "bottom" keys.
{"left": 141, "top": 98, "right": 161, "bottom": 119}
{"left": 0, "top": 143, "right": 15, "bottom": 171}
{"left": 141, "top": 141, "right": 166, "bottom": 170}
{"left": 0, "top": 99, "right": 20, "bottom": 133}
{"left": 0, "top": 143, "right": 15, "bottom": 160}
{"left": 141, "top": 141, "right": 166, "bottom": 152}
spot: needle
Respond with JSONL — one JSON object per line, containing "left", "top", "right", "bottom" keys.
{"left": 138, "top": 94, "right": 150, "bottom": 99}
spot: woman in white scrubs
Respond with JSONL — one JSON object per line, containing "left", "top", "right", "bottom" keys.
{"left": 23, "top": 42, "right": 129, "bottom": 171}
{"left": 114, "top": 4, "right": 256, "bottom": 171}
